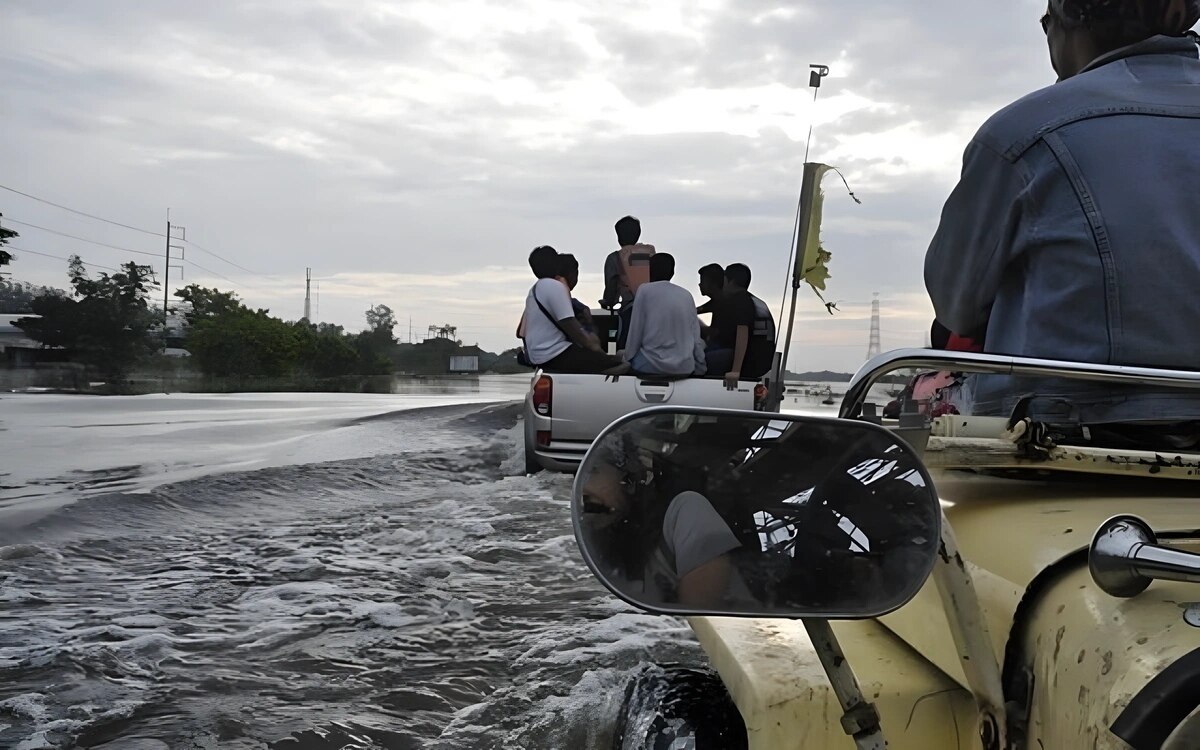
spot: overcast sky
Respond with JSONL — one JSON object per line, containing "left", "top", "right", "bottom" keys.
{"left": 1, "top": 0, "right": 1053, "bottom": 372}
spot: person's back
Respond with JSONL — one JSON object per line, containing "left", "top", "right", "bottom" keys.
{"left": 706, "top": 263, "right": 776, "bottom": 384}
{"left": 926, "top": 6, "right": 1200, "bottom": 423}
{"left": 603, "top": 215, "right": 656, "bottom": 307}
{"left": 623, "top": 254, "right": 706, "bottom": 376}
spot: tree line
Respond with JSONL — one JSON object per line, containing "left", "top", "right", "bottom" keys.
{"left": 3, "top": 241, "right": 400, "bottom": 384}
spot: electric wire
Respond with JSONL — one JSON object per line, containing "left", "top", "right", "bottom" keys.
{"left": 2, "top": 245, "right": 119, "bottom": 272}
{"left": 0, "top": 184, "right": 165, "bottom": 236}
{"left": 1, "top": 184, "right": 270, "bottom": 277}
{"left": 2, "top": 218, "right": 162, "bottom": 259}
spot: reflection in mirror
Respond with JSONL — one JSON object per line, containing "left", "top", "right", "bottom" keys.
{"left": 572, "top": 410, "right": 941, "bottom": 619}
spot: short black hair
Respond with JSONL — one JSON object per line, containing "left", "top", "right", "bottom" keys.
{"left": 725, "top": 263, "right": 751, "bottom": 288}
{"left": 529, "top": 245, "right": 559, "bottom": 279}
{"left": 649, "top": 253, "right": 675, "bottom": 282}
{"left": 615, "top": 215, "right": 641, "bottom": 246}
{"left": 698, "top": 263, "right": 725, "bottom": 287}
{"left": 557, "top": 253, "right": 579, "bottom": 278}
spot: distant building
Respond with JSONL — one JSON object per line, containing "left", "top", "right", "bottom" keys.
{"left": 0, "top": 313, "right": 44, "bottom": 367}
{"left": 449, "top": 355, "right": 479, "bottom": 374}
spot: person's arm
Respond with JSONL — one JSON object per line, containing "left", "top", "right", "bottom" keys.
{"left": 697, "top": 299, "right": 714, "bottom": 315}
{"left": 725, "top": 325, "right": 749, "bottom": 389}
{"left": 559, "top": 317, "right": 601, "bottom": 351}
{"left": 678, "top": 556, "right": 733, "bottom": 607}
{"left": 692, "top": 317, "right": 707, "bottom": 375}
{"left": 622, "top": 298, "right": 644, "bottom": 363}
{"left": 544, "top": 280, "right": 601, "bottom": 352}
{"left": 601, "top": 253, "right": 620, "bottom": 309}
{"left": 925, "top": 137, "right": 1030, "bottom": 337}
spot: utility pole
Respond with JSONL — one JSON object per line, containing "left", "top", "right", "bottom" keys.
{"left": 867, "top": 293, "right": 882, "bottom": 360}
{"left": 304, "top": 267, "right": 312, "bottom": 321}
{"left": 162, "top": 211, "right": 186, "bottom": 350}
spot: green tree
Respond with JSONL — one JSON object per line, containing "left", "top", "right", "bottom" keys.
{"left": 0, "top": 212, "right": 18, "bottom": 268}
{"left": 173, "top": 284, "right": 249, "bottom": 325}
{"left": 365, "top": 304, "right": 396, "bottom": 339}
{"left": 186, "top": 309, "right": 300, "bottom": 378}
{"left": 0, "top": 279, "right": 68, "bottom": 314}
{"left": 16, "top": 255, "right": 160, "bottom": 379}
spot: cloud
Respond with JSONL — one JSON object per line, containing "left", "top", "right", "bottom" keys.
{"left": 1, "top": 0, "right": 1052, "bottom": 370}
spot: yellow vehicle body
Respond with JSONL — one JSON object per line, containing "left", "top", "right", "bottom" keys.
{"left": 691, "top": 468, "right": 1200, "bottom": 750}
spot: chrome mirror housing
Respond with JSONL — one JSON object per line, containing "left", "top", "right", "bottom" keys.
{"left": 571, "top": 407, "right": 942, "bottom": 619}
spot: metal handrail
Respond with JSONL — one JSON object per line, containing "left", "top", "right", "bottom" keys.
{"left": 839, "top": 348, "right": 1200, "bottom": 419}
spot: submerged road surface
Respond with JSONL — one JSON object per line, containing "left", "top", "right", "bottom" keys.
{"left": 0, "top": 388, "right": 704, "bottom": 749}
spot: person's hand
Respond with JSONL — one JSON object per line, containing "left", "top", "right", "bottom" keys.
{"left": 724, "top": 371, "right": 740, "bottom": 390}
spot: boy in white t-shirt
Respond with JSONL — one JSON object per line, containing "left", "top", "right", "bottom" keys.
{"left": 519, "top": 246, "right": 628, "bottom": 375}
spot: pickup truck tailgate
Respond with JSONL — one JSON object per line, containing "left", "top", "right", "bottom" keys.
{"left": 550, "top": 374, "right": 758, "bottom": 442}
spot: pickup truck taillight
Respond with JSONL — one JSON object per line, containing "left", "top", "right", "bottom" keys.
{"left": 753, "top": 383, "right": 768, "bottom": 410}
{"left": 532, "top": 375, "right": 553, "bottom": 417}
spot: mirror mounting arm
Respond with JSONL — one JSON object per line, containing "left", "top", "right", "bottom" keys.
{"left": 932, "top": 515, "right": 1009, "bottom": 750}
{"left": 803, "top": 620, "right": 887, "bottom": 750}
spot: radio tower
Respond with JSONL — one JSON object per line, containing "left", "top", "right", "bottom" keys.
{"left": 303, "top": 268, "right": 312, "bottom": 322}
{"left": 866, "top": 293, "right": 882, "bottom": 359}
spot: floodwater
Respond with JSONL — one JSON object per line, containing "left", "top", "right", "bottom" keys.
{"left": 0, "top": 375, "right": 853, "bottom": 749}
{"left": 0, "top": 377, "right": 709, "bottom": 749}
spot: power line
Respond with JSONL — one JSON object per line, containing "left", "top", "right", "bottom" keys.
{"left": 182, "top": 257, "right": 247, "bottom": 287}
{"left": 183, "top": 238, "right": 267, "bottom": 276}
{"left": 3, "top": 218, "right": 161, "bottom": 259}
{"left": 4, "top": 245, "right": 120, "bottom": 272}
{"left": 1, "top": 184, "right": 271, "bottom": 278}
{"left": 0, "top": 184, "right": 165, "bottom": 238}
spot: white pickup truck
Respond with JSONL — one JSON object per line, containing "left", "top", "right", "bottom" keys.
{"left": 521, "top": 309, "right": 775, "bottom": 472}
{"left": 522, "top": 369, "right": 771, "bottom": 473}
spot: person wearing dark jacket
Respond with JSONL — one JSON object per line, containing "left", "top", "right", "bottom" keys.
{"left": 925, "top": 0, "right": 1200, "bottom": 425}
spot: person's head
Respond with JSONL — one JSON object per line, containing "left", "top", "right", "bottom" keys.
{"left": 649, "top": 253, "right": 675, "bottom": 282}
{"left": 698, "top": 263, "right": 725, "bottom": 298}
{"left": 580, "top": 461, "right": 632, "bottom": 530}
{"left": 557, "top": 254, "right": 580, "bottom": 290}
{"left": 1041, "top": 0, "right": 1200, "bottom": 80}
{"left": 724, "top": 263, "right": 751, "bottom": 291}
{"left": 615, "top": 215, "right": 641, "bottom": 247}
{"left": 529, "top": 245, "right": 559, "bottom": 279}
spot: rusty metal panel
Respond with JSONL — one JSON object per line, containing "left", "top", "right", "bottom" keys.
{"left": 690, "top": 616, "right": 980, "bottom": 749}
{"left": 1020, "top": 564, "right": 1200, "bottom": 748}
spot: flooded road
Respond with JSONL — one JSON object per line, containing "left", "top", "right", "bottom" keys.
{"left": 0, "top": 376, "right": 861, "bottom": 748}
{"left": 0, "top": 381, "right": 706, "bottom": 749}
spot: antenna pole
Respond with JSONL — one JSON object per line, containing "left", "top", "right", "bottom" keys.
{"left": 802, "top": 64, "right": 830, "bottom": 163}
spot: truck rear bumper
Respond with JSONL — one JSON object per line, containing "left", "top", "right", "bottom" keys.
{"left": 529, "top": 438, "right": 591, "bottom": 473}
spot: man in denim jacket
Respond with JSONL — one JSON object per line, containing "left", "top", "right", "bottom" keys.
{"left": 926, "top": 0, "right": 1200, "bottom": 428}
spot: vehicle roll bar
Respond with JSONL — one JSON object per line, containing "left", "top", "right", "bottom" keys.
{"left": 839, "top": 349, "right": 1200, "bottom": 420}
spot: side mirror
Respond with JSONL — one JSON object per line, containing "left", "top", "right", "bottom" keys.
{"left": 572, "top": 407, "right": 941, "bottom": 619}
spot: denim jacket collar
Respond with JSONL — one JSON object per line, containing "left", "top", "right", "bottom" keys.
{"left": 1079, "top": 33, "right": 1200, "bottom": 76}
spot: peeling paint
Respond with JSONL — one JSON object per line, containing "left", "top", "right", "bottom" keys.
{"left": 1100, "top": 651, "right": 1113, "bottom": 676}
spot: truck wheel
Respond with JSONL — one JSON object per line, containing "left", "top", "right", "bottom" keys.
{"left": 612, "top": 664, "right": 746, "bottom": 750}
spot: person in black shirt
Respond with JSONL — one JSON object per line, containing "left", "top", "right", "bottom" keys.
{"left": 705, "top": 263, "right": 776, "bottom": 388}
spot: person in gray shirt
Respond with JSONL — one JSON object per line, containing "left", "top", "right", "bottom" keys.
{"left": 622, "top": 253, "right": 707, "bottom": 377}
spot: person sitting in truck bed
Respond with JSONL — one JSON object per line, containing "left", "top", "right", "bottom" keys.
{"left": 622, "top": 253, "right": 707, "bottom": 377}
{"left": 602, "top": 215, "right": 656, "bottom": 349}
{"left": 924, "top": 0, "right": 1200, "bottom": 429}
{"left": 696, "top": 263, "right": 725, "bottom": 343}
{"left": 555, "top": 253, "right": 600, "bottom": 346}
{"left": 705, "top": 263, "right": 777, "bottom": 388}
{"left": 520, "top": 245, "right": 628, "bottom": 375}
